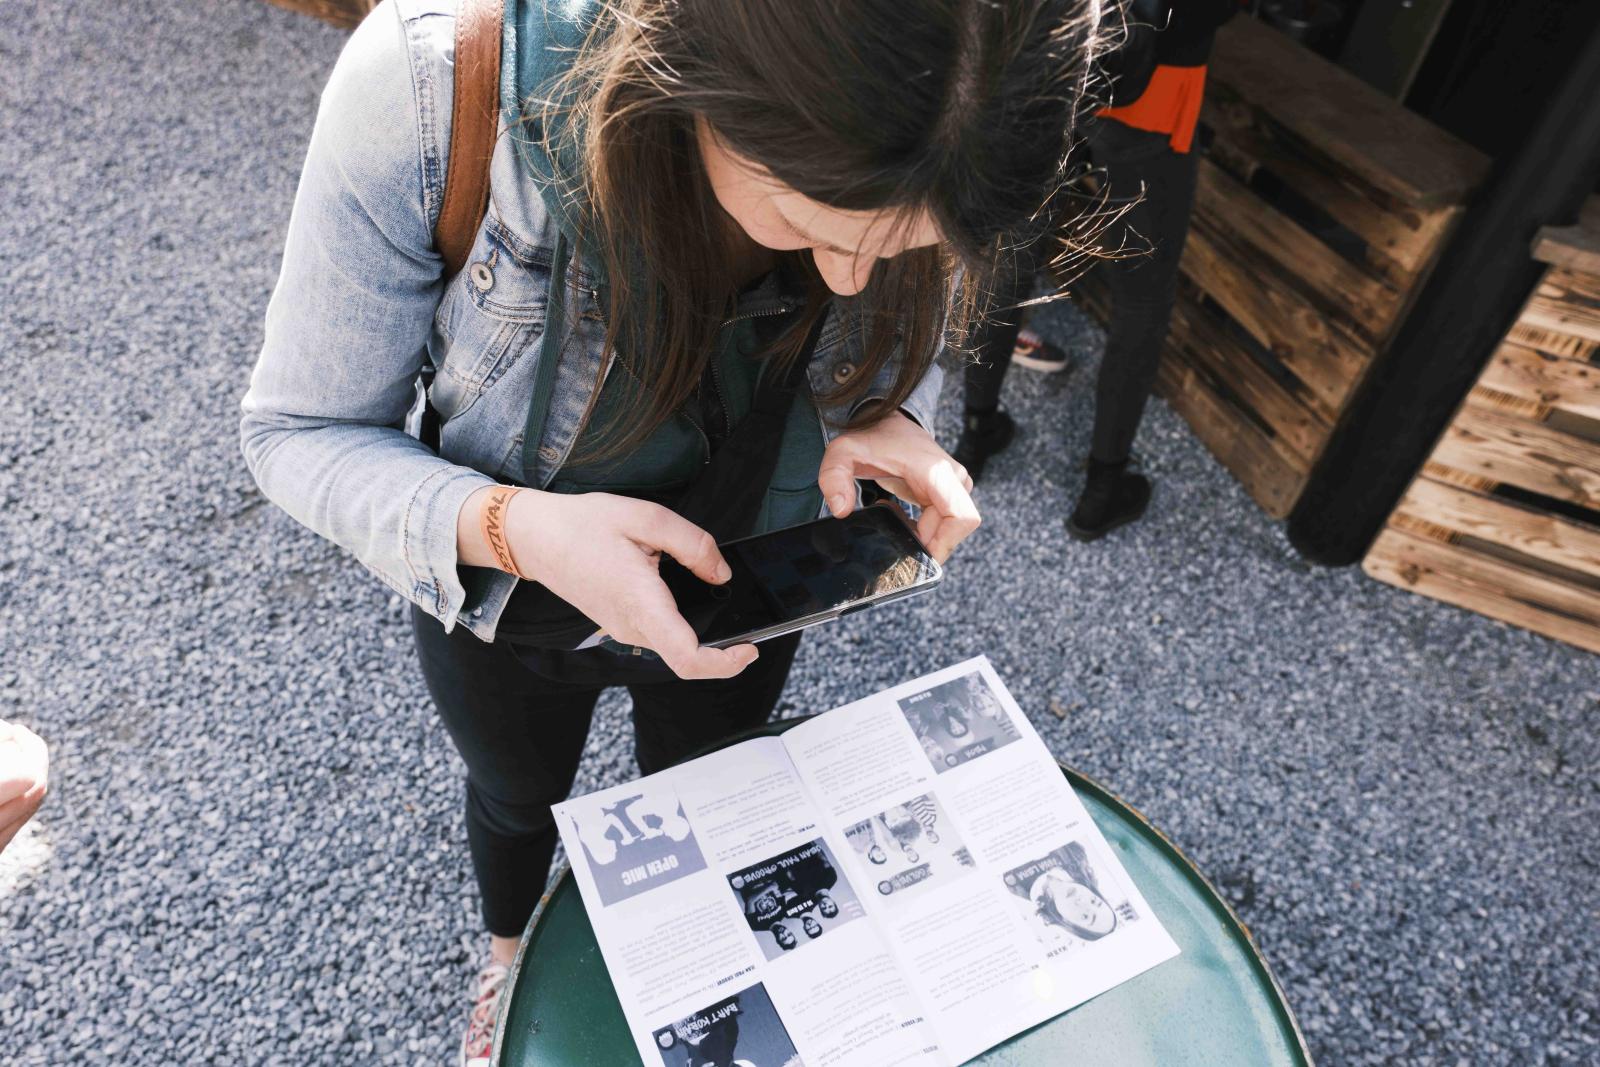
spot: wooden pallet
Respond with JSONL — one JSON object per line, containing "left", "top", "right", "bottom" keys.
{"left": 1074, "top": 17, "right": 1489, "bottom": 517}
{"left": 263, "top": 0, "right": 379, "bottom": 29}
{"left": 1364, "top": 200, "right": 1600, "bottom": 653}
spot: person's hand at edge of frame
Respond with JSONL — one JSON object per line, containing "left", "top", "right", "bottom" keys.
{"left": 0, "top": 719, "right": 49, "bottom": 856}
{"left": 817, "top": 409, "right": 981, "bottom": 563}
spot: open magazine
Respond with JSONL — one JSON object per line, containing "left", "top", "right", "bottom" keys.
{"left": 553, "top": 657, "right": 1179, "bottom": 1067}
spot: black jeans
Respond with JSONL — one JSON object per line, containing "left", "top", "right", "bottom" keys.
{"left": 412, "top": 606, "right": 802, "bottom": 937}
{"left": 965, "top": 120, "right": 1201, "bottom": 465}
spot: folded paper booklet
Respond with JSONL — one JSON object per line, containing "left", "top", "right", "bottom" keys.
{"left": 553, "top": 656, "right": 1180, "bottom": 1067}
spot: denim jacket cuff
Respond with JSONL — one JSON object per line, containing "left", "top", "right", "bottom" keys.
{"left": 400, "top": 465, "right": 497, "bottom": 631}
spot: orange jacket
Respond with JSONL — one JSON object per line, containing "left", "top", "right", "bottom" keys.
{"left": 1099, "top": 63, "right": 1210, "bottom": 154}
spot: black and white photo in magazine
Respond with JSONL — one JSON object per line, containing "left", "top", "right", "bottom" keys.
{"left": 727, "top": 839, "right": 865, "bottom": 961}
{"left": 898, "top": 671, "right": 1020, "bottom": 773}
{"left": 843, "top": 792, "right": 975, "bottom": 902}
{"left": 652, "top": 982, "right": 803, "bottom": 1067}
{"left": 566, "top": 783, "right": 708, "bottom": 906}
{"left": 1002, "top": 840, "right": 1143, "bottom": 957}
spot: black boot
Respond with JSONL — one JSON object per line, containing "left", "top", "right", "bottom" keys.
{"left": 1066, "top": 457, "right": 1151, "bottom": 542}
{"left": 951, "top": 408, "right": 1016, "bottom": 484}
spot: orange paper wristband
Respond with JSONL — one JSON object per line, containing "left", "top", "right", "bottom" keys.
{"left": 481, "top": 486, "right": 529, "bottom": 579}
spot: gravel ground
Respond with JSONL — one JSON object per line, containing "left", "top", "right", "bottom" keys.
{"left": 2, "top": 2, "right": 1596, "bottom": 1065}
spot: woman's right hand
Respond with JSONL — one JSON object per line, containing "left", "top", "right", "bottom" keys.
{"left": 482, "top": 489, "right": 759, "bottom": 679}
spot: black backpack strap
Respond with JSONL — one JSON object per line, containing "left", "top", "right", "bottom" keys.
{"left": 671, "top": 311, "right": 829, "bottom": 544}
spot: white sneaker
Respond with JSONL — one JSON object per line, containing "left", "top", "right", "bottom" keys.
{"left": 460, "top": 960, "right": 509, "bottom": 1067}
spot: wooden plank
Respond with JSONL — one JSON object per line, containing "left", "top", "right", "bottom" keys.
{"left": 1476, "top": 341, "right": 1600, "bottom": 422}
{"left": 1167, "top": 295, "right": 1328, "bottom": 463}
{"left": 1188, "top": 159, "right": 1401, "bottom": 346}
{"left": 1209, "top": 17, "right": 1489, "bottom": 210}
{"left": 1519, "top": 267, "right": 1600, "bottom": 347}
{"left": 1365, "top": 528, "right": 1600, "bottom": 653}
{"left": 263, "top": 0, "right": 377, "bottom": 28}
{"left": 1421, "top": 462, "right": 1499, "bottom": 494}
{"left": 1393, "top": 476, "right": 1600, "bottom": 580}
{"left": 1505, "top": 321, "right": 1598, "bottom": 364}
{"left": 1179, "top": 224, "right": 1372, "bottom": 413}
{"left": 1202, "top": 94, "right": 1466, "bottom": 283}
{"left": 1532, "top": 196, "right": 1600, "bottom": 276}
{"left": 1464, "top": 385, "right": 1547, "bottom": 423}
{"left": 1157, "top": 345, "right": 1307, "bottom": 518}
{"left": 1389, "top": 510, "right": 1461, "bottom": 545}
{"left": 1431, "top": 399, "right": 1600, "bottom": 509}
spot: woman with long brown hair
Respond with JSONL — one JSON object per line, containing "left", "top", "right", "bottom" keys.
{"left": 241, "top": 0, "right": 1109, "bottom": 1059}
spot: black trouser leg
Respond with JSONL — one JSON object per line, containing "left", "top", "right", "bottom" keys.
{"left": 412, "top": 606, "right": 602, "bottom": 938}
{"left": 963, "top": 254, "right": 1037, "bottom": 414}
{"left": 626, "top": 631, "right": 802, "bottom": 774}
{"left": 1087, "top": 121, "right": 1201, "bottom": 465}
{"left": 413, "top": 607, "right": 802, "bottom": 938}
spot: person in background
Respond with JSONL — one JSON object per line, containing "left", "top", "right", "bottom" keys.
{"left": 953, "top": 0, "right": 1239, "bottom": 541}
{"left": 0, "top": 719, "right": 49, "bottom": 856}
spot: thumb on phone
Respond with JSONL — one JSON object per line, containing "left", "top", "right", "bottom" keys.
{"left": 817, "top": 457, "right": 865, "bottom": 519}
{"left": 628, "top": 506, "right": 732, "bottom": 585}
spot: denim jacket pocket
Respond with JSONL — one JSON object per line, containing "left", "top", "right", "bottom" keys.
{"left": 430, "top": 218, "right": 552, "bottom": 421}
{"left": 806, "top": 309, "right": 871, "bottom": 424}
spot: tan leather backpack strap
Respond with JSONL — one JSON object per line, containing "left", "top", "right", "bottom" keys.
{"left": 435, "top": 0, "right": 504, "bottom": 280}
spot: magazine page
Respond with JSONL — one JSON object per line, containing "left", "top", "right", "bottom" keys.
{"left": 552, "top": 734, "right": 940, "bottom": 1067}
{"left": 781, "top": 656, "right": 1180, "bottom": 1065}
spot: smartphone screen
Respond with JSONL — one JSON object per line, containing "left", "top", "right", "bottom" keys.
{"left": 661, "top": 506, "right": 940, "bottom": 647}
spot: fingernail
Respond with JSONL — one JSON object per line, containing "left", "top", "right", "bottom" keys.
{"left": 716, "top": 562, "right": 732, "bottom": 582}
{"left": 829, "top": 494, "right": 847, "bottom": 515}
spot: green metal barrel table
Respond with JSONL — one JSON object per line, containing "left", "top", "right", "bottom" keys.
{"left": 493, "top": 721, "right": 1311, "bottom": 1066}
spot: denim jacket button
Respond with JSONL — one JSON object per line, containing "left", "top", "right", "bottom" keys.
{"left": 469, "top": 262, "right": 494, "bottom": 291}
{"left": 832, "top": 361, "right": 857, "bottom": 385}
{"left": 538, "top": 445, "right": 560, "bottom": 462}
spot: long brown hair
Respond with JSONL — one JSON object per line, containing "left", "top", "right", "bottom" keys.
{"left": 541, "top": 0, "right": 1112, "bottom": 459}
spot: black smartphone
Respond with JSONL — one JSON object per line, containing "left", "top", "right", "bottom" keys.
{"left": 659, "top": 505, "right": 943, "bottom": 648}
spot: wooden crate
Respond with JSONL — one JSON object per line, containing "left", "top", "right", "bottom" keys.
{"left": 263, "top": 0, "right": 379, "bottom": 29}
{"left": 1075, "top": 17, "right": 1489, "bottom": 517}
{"left": 1364, "top": 200, "right": 1600, "bottom": 653}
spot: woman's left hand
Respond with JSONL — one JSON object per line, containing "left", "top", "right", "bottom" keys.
{"left": 817, "top": 410, "right": 980, "bottom": 562}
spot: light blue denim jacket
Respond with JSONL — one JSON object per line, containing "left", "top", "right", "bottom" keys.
{"left": 240, "top": 0, "right": 944, "bottom": 642}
